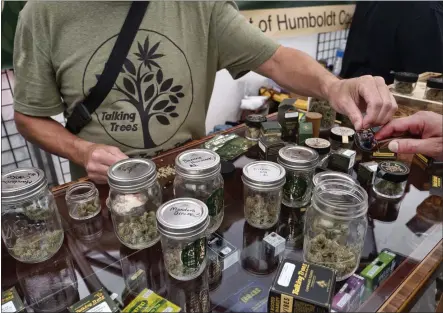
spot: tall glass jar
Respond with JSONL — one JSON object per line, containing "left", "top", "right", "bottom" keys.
{"left": 242, "top": 161, "right": 286, "bottom": 229}
{"left": 108, "top": 158, "right": 162, "bottom": 249}
{"left": 304, "top": 180, "right": 368, "bottom": 281}
{"left": 1, "top": 168, "right": 64, "bottom": 263}
{"left": 66, "top": 182, "right": 101, "bottom": 220}
{"left": 157, "top": 198, "right": 209, "bottom": 281}
{"left": 278, "top": 146, "right": 319, "bottom": 208}
{"left": 174, "top": 149, "right": 224, "bottom": 234}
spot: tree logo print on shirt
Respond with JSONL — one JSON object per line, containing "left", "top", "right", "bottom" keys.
{"left": 83, "top": 30, "right": 193, "bottom": 150}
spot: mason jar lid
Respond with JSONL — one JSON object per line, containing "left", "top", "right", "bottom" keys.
{"left": 175, "top": 149, "right": 221, "bottom": 179}
{"left": 108, "top": 158, "right": 157, "bottom": 192}
{"left": 1, "top": 168, "right": 48, "bottom": 204}
{"left": 426, "top": 77, "right": 443, "bottom": 89}
{"left": 246, "top": 114, "right": 267, "bottom": 125}
{"left": 304, "top": 138, "right": 331, "bottom": 156}
{"left": 376, "top": 161, "right": 410, "bottom": 183}
{"left": 313, "top": 171, "right": 355, "bottom": 186}
{"left": 330, "top": 126, "right": 355, "bottom": 143}
{"left": 278, "top": 146, "right": 319, "bottom": 170}
{"left": 156, "top": 198, "right": 209, "bottom": 238}
{"left": 242, "top": 161, "right": 286, "bottom": 188}
{"left": 394, "top": 72, "right": 418, "bottom": 83}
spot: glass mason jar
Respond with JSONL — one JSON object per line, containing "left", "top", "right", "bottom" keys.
{"left": 278, "top": 146, "right": 319, "bottom": 208}
{"left": 393, "top": 72, "right": 418, "bottom": 95}
{"left": 1, "top": 168, "right": 64, "bottom": 263}
{"left": 424, "top": 77, "right": 443, "bottom": 102}
{"left": 313, "top": 171, "right": 355, "bottom": 187}
{"left": 66, "top": 182, "right": 101, "bottom": 220}
{"left": 174, "top": 149, "right": 224, "bottom": 234}
{"left": 373, "top": 161, "right": 410, "bottom": 199}
{"left": 157, "top": 198, "right": 209, "bottom": 281}
{"left": 304, "top": 138, "right": 331, "bottom": 167}
{"left": 304, "top": 180, "right": 368, "bottom": 281}
{"left": 330, "top": 126, "right": 355, "bottom": 151}
{"left": 242, "top": 161, "right": 286, "bottom": 229}
{"left": 108, "top": 158, "right": 162, "bottom": 249}
{"left": 245, "top": 114, "right": 267, "bottom": 140}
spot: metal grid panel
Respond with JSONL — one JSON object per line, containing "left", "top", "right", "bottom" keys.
{"left": 316, "top": 29, "right": 350, "bottom": 67}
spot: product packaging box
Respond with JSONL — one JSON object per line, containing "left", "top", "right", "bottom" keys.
{"left": 430, "top": 174, "right": 443, "bottom": 197}
{"left": 68, "top": 288, "right": 119, "bottom": 313}
{"left": 328, "top": 148, "right": 356, "bottom": 172}
{"left": 297, "top": 122, "right": 313, "bottom": 145}
{"left": 123, "top": 288, "right": 181, "bottom": 312}
{"left": 357, "top": 161, "right": 378, "bottom": 186}
{"left": 360, "top": 250, "right": 396, "bottom": 291}
{"left": 268, "top": 259, "right": 336, "bottom": 313}
{"left": 263, "top": 232, "right": 286, "bottom": 257}
{"left": 258, "top": 136, "right": 285, "bottom": 163}
{"left": 331, "top": 274, "right": 365, "bottom": 312}
{"left": 2, "top": 287, "right": 26, "bottom": 313}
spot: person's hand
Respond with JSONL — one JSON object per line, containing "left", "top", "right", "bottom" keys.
{"left": 82, "top": 143, "right": 128, "bottom": 184}
{"left": 326, "top": 75, "right": 398, "bottom": 130}
{"left": 375, "top": 111, "right": 443, "bottom": 160}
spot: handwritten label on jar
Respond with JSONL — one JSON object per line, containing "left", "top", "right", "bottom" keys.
{"left": 180, "top": 152, "right": 217, "bottom": 168}
{"left": 181, "top": 237, "right": 206, "bottom": 269}
{"left": 169, "top": 204, "right": 203, "bottom": 218}
{"left": 247, "top": 164, "right": 282, "bottom": 182}
{"left": 206, "top": 188, "right": 224, "bottom": 217}
{"left": 2, "top": 171, "right": 39, "bottom": 188}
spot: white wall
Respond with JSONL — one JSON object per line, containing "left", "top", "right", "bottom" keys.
{"left": 205, "top": 33, "right": 318, "bottom": 134}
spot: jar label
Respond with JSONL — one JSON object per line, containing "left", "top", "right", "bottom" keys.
{"left": 2, "top": 170, "right": 40, "bottom": 189}
{"left": 206, "top": 188, "right": 224, "bottom": 216}
{"left": 283, "top": 174, "right": 308, "bottom": 200}
{"left": 181, "top": 237, "right": 206, "bottom": 268}
{"left": 180, "top": 151, "right": 217, "bottom": 169}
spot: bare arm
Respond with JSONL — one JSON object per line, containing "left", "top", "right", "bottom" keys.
{"left": 15, "top": 112, "right": 127, "bottom": 183}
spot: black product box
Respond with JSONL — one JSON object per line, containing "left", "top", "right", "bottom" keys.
{"left": 268, "top": 259, "right": 336, "bottom": 313}
{"left": 430, "top": 174, "right": 443, "bottom": 197}
{"left": 68, "top": 288, "right": 119, "bottom": 313}
{"left": 2, "top": 287, "right": 26, "bottom": 313}
{"left": 278, "top": 100, "right": 299, "bottom": 143}
{"left": 258, "top": 136, "right": 285, "bottom": 163}
{"left": 328, "top": 148, "right": 356, "bottom": 173}
{"left": 357, "top": 161, "right": 378, "bottom": 186}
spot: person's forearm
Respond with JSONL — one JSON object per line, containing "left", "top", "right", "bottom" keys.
{"left": 14, "top": 111, "right": 93, "bottom": 166}
{"left": 257, "top": 46, "right": 338, "bottom": 99}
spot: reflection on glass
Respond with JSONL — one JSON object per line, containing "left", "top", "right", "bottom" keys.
{"left": 120, "top": 241, "right": 167, "bottom": 306}
{"left": 70, "top": 214, "right": 103, "bottom": 242}
{"left": 16, "top": 246, "right": 79, "bottom": 313}
{"left": 368, "top": 191, "right": 403, "bottom": 222}
{"left": 241, "top": 222, "right": 279, "bottom": 275}
{"left": 166, "top": 269, "right": 210, "bottom": 312}
{"left": 207, "top": 234, "right": 223, "bottom": 291}
{"left": 277, "top": 204, "right": 306, "bottom": 250}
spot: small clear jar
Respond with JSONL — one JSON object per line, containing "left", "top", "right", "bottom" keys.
{"left": 242, "top": 161, "right": 286, "bottom": 229}
{"left": 304, "top": 138, "right": 331, "bottom": 166}
{"left": 304, "top": 180, "right": 368, "bottom": 281}
{"left": 66, "top": 182, "right": 101, "bottom": 220}
{"left": 108, "top": 158, "right": 162, "bottom": 249}
{"left": 308, "top": 97, "right": 336, "bottom": 130}
{"left": 313, "top": 171, "right": 355, "bottom": 187}
{"left": 373, "top": 161, "right": 410, "bottom": 199}
{"left": 245, "top": 114, "right": 266, "bottom": 140}
{"left": 278, "top": 146, "right": 319, "bottom": 208}
{"left": 1, "top": 168, "right": 64, "bottom": 263}
{"left": 424, "top": 77, "right": 443, "bottom": 102}
{"left": 393, "top": 72, "right": 418, "bottom": 95}
{"left": 157, "top": 198, "right": 209, "bottom": 281}
{"left": 330, "top": 126, "right": 355, "bottom": 150}
{"left": 174, "top": 149, "right": 224, "bottom": 234}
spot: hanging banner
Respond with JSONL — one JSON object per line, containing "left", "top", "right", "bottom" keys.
{"left": 241, "top": 4, "right": 355, "bottom": 38}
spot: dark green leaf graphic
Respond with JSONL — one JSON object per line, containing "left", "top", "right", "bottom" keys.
{"left": 137, "top": 42, "right": 144, "bottom": 57}
{"left": 156, "top": 69, "right": 163, "bottom": 84}
{"left": 123, "top": 77, "right": 136, "bottom": 95}
{"left": 148, "top": 42, "right": 160, "bottom": 56}
{"left": 170, "top": 85, "right": 183, "bottom": 92}
{"left": 164, "top": 106, "right": 176, "bottom": 113}
{"left": 170, "top": 113, "right": 179, "bottom": 118}
{"left": 124, "top": 59, "right": 136, "bottom": 75}
{"left": 160, "top": 78, "right": 173, "bottom": 92}
{"left": 177, "top": 92, "right": 185, "bottom": 98}
{"left": 144, "top": 85, "right": 155, "bottom": 102}
{"left": 144, "top": 73, "right": 154, "bottom": 82}
{"left": 143, "top": 36, "right": 150, "bottom": 53}
{"left": 153, "top": 100, "right": 169, "bottom": 111}
{"left": 169, "top": 95, "right": 178, "bottom": 104}
{"left": 156, "top": 115, "right": 170, "bottom": 125}
{"left": 150, "top": 54, "right": 164, "bottom": 59}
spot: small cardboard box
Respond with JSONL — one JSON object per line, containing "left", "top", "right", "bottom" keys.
{"left": 68, "top": 288, "right": 119, "bottom": 313}
{"left": 268, "top": 259, "right": 336, "bottom": 313}
{"left": 2, "top": 287, "right": 26, "bottom": 313}
{"left": 328, "top": 149, "right": 356, "bottom": 172}
{"left": 258, "top": 136, "right": 285, "bottom": 163}
{"left": 430, "top": 174, "right": 443, "bottom": 197}
{"left": 361, "top": 250, "right": 396, "bottom": 291}
{"left": 297, "top": 122, "right": 313, "bottom": 145}
{"left": 123, "top": 288, "right": 181, "bottom": 312}
{"left": 357, "top": 161, "right": 378, "bottom": 186}
{"left": 332, "top": 274, "right": 365, "bottom": 312}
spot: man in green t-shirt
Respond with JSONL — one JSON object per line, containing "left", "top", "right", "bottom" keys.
{"left": 13, "top": 1, "right": 397, "bottom": 183}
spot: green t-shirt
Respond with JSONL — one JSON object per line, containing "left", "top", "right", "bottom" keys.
{"left": 13, "top": 1, "right": 279, "bottom": 180}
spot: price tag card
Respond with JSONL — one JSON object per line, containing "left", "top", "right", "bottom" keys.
{"left": 68, "top": 288, "right": 118, "bottom": 313}
{"left": 207, "top": 232, "right": 239, "bottom": 271}
{"left": 1, "top": 287, "right": 25, "bottom": 313}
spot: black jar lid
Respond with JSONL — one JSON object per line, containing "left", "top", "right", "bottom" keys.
{"left": 330, "top": 126, "right": 355, "bottom": 143}
{"left": 376, "top": 161, "right": 410, "bottom": 183}
{"left": 394, "top": 72, "right": 419, "bottom": 83}
{"left": 426, "top": 77, "right": 443, "bottom": 89}
{"left": 246, "top": 114, "right": 267, "bottom": 125}
{"left": 304, "top": 138, "right": 331, "bottom": 156}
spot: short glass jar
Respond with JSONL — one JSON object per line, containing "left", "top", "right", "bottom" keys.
{"left": 1, "top": 168, "right": 64, "bottom": 263}
{"left": 304, "top": 138, "right": 331, "bottom": 166}
{"left": 156, "top": 198, "right": 209, "bottom": 281}
{"left": 245, "top": 114, "right": 267, "bottom": 140}
{"left": 393, "top": 72, "right": 419, "bottom": 95}
{"left": 373, "top": 161, "right": 410, "bottom": 199}
{"left": 174, "top": 149, "right": 224, "bottom": 234}
{"left": 424, "top": 77, "right": 443, "bottom": 102}
{"left": 66, "top": 182, "right": 101, "bottom": 220}
{"left": 330, "top": 126, "right": 355, "bottom": 150}
{"left": 278, "top": 146, "right": 319, "bottom": 207}
{"left": 242, "top": 161, "right": 286, "bottom": 229}
{"left": 108, "top": 158, "right": 162, "bottom": 249}
{"left": 304, "top": 180, "right": 368, "bottom": 281}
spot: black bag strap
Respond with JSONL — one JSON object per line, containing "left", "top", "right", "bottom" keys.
{"left": 66, "top": 1, "right": 149, "bottom": 134}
